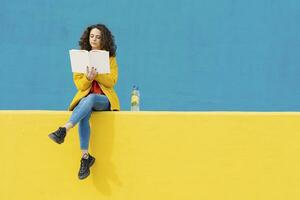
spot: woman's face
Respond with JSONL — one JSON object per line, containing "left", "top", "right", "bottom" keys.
{"left": 89, "top": 28, "right": 102, "bottom": 50}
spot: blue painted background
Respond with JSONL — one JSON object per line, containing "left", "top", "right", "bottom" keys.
{"left": 1, "top": 0, "right": 300, "bottom": 111}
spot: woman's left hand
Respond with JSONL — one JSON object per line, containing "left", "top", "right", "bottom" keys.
{"left": 86, "top": 66, "right": 97, "bottom": 81}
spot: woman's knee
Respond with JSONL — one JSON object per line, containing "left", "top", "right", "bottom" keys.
{"left": 85, "top": 94, "right": 97, "bottom": 103}
{"left": 79, "top": 94, "right": 96, "bottom": 108}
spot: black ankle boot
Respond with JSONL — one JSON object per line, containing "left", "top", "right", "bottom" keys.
{"left": 48, "top": 127, "right": 66, "bottom": 144}
{"left": 78, "top": 154, "right": 95, "bottom": 180}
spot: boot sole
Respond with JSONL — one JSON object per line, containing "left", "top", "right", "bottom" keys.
{"left": 79, "top": 170, "right": 90, "bottom": 180}
{"left": 48, "top": 134, "right": 63, "bottom": 144}
{"left": 89, "top": 157, "right": 95, "bottom": 167}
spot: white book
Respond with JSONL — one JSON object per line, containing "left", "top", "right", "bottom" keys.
{"left": 69, "top": 49, "right": 110, "bottom": 74}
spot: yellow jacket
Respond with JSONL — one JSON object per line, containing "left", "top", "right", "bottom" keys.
{"left": 68, "top": 57, "right": 120, "bottom": 111}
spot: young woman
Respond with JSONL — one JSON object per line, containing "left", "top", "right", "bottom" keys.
{"left": 48, "top": 24, "right": 120, "bottom": 180}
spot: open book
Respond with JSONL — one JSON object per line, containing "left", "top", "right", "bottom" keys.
{"left": 69, "top": 49, "right": 110, "bottom": 74}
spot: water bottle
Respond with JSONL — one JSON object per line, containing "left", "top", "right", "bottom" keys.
{"left": 131, "top": 85, "right": 140, "bottom": 111}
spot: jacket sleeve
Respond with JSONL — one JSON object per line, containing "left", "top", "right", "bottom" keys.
{"left": 94, "top": 57, "right": 118, "bottom": 88}
{"left": 73, "top": 72, "right": 92, "bottom": 91}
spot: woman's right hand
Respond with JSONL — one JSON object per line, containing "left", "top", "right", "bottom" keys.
{"left": 86, "top": 66, "right": 97, "bottom": 81}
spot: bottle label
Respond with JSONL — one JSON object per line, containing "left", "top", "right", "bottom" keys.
{"left": 131, "top": 95, "right": 139, "bottom": 106}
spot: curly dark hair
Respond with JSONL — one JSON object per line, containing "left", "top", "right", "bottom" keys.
{"left": 79, "top": 24, "right": 117, "bottom": 57}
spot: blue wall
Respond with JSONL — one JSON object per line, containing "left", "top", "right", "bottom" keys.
{"left": 1, "top": 0, "right": 300, "bottom": 111}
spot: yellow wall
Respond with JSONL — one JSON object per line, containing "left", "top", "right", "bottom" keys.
{"left": 1, "top": 111, "right": 300, "bottom": 200}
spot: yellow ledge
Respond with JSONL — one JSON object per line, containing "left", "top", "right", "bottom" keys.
{"left": 1, "top": 111, "right": 300, "bottom": 200}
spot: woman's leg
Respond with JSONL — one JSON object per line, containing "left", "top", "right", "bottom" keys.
{"left": 76, "top": 94, "right": 110, "bottom": 179}
{"left": 78, "top": 111, "right": 92, "bottom": 151}
{"left": 50, "top": 94, "right": 110, "bottom": 143}
{"left": 77, "top": 94, "right": 110, "bottom": 154}
{"left": 67, "top": 94, "right": 101, "bottom": 127}
{"left": 53, "top": 94, "right": 110, "bottom": 150}
{"left": 61, "top": 97, "right": 93, "bottom": 132}
{"left": 61, "top": 94, "right": 100, "bottom": 134}
{"left": 64, "top": 94, "right": 110, "bottom": 152}
{"left": 92, "top": 94, "right": 111, "bottom": 111}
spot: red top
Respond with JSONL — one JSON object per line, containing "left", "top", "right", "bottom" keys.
{"left": 90, "top": 80, "right": 104, "bottom": 94}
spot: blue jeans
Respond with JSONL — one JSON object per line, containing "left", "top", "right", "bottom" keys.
{"left": 68, "top": 94, "right": 110, "bottom": 150}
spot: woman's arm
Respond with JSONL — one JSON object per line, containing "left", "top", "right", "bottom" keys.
{"left": 73, "top": 73, "right": 93, "bottom": 91}
{"left": 94, "top": 57, "right": 118, "bottom": 88}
